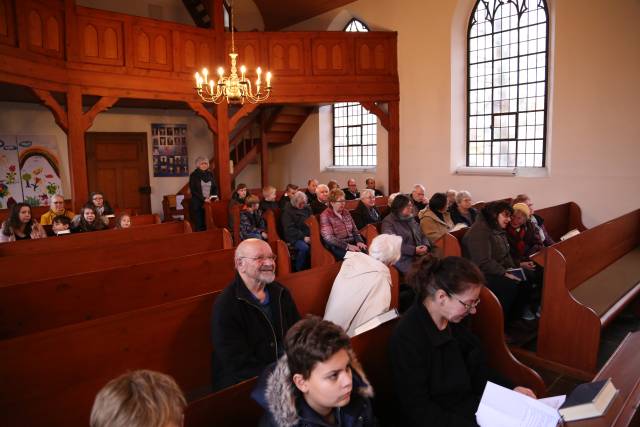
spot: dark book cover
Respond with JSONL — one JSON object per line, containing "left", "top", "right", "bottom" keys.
{"left": 560, "top": 379, "right": 609, "bottom": 409}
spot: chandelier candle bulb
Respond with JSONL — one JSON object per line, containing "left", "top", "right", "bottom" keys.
{"left": 195, "top": 72, "right": 202, "bottom": 88}
{"left": 209, "top": 80, "right": 214, "bottom": 93}
{"left": 266, "top": 71, "right": 272, "bottom": 87}
{"left": 240, "top": 65, "right": 246, "bottom": 81}
{"left": 218, "top": 67, "right": 224, "bottom": 77}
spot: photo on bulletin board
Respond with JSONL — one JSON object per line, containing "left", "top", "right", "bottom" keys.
{"left": 151, "top": 124, "right": 188, "bottom": 177}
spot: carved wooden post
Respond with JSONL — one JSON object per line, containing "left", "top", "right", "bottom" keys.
{"left": 66, "top": 86, "right": 88, "bottom": 211}
{"left": 260, "top": 112, "right": 269, "bottom": 187}
{"left": 388, "top": 100, "right": 400, "bottom": 194}
{"left": 216, "top": 102, "right": 232, "bottom": 199}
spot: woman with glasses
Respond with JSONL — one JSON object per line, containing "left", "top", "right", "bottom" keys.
{"left": 389, "top": 256, "right": 536, "bottom": 427}
{"left": 319, "top": 188, "right": 367, "bottom": 260}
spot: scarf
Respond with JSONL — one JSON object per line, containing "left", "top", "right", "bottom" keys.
{"left": 507, "top": 225, "right": 526, "bottom": 257}
{"left": 193, "top": 167, "right": 213, "bottom": 183}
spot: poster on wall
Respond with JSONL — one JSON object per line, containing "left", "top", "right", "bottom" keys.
{"left": 18, "top": 135, "right": 64, "bottom": 206}
{"left": 0, "top": 135, "right": 22, "bottom": 209}
{"left": 0, "top": 134, "right": 64, "bottom": 208}
{"left": 151, "top": 123, "right": 189, "bottom": 177}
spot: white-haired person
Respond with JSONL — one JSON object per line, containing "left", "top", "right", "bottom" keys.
{"left": 310, "top": 183, "right": 330, "bottom": 214}
{"left": 446, "top": 189, "right": 457, "bottom": 209}
{"left": 409, "top": 184, "right": 428, "bottom": 212}
{"left": 188, "top": 156, "right": 218, "bottom": 231}
{"left": 324, "top": 234, "right": 402, "bottom": 336}
{"left": 90, "top": 370, "right": 186, "bottom": 427}
{"left": 352, "top": 189, "right": 382, "bottom": 230}
{"left": 449, "top": 190, "right": 478, "bottom": 227}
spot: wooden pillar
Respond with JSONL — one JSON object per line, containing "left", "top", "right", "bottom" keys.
{"left": 216, "top": 102, "right": 231, "bottom": 199}
{"left": 66, "top": 86, "right": 88, "bottom": 212}
{"left": 260, "top": 114, "right": 269, "bottom": 187}
{"left": 388, "top": 100, "right": 400, "bottom": 194}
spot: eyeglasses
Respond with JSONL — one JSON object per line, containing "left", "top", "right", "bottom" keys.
{"left": 453, "top": 297, "right": 480, "bottom": 312}
{"left": 333, "top": 199, "right": 346, "bottom": 204}
{"left": 240, "top": 255, "right": 277, "bottom": 262}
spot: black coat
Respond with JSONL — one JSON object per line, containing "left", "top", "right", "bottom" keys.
{"left": 305, "top": 189, "right": 318, "bottom": 204}
{"left": 352, "top": 201, "right": 381, "bottom": 230}
{"left": 260, "top": 200, "right": 279, "bottom": 212}
{"left": 211, "top": 274, "right": 300, "bottom": 391}
{"left": 343, "top": 188, "right": 360, "bottom": 200}
{"left": 281, "top": 203, "right": 312, "bottom": 244}
{"left": 310, "top": 199, "right": 328, "bottom": 215}
{"left": 278, "top": 195, "right": 292, "bottom": 210}
{"left": 188, "top": 169, "right": 218, "bottom": 207}
{"left": 389, "top": 301, "right": 512, "bottom": 427}
{"left": 449, "top": 204, "right": 478, "bottom": 227}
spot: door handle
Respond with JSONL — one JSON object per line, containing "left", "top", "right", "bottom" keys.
{"left": 139, "top": 186, "right": 152, "bottom": 195}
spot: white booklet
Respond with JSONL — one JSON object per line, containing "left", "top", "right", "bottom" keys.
{"left": 560, "top": 229, "right": 580, "bottom": 241}
{"left": 353, "top": 309, "right": 399, "bottom": 336}
{"left": 476, "top": 382, "right": 563, "bottom": 427}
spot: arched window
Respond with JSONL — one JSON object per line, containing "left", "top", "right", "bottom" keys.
{"left": 467, "top": 0, "right": 549, "bottom": 168}
{"left": 333, "top": 19, "right": 377, "bottom": 167}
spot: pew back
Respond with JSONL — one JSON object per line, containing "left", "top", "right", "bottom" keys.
{"left": 535, "top": 201, "right": 586, "bottom": 242}
{"left": 0, "top": 221, "right": 190, "bottom": 256}
{"left": 305, "top": 215, "right": 337, "bottom": 267}
{"left": 0, "top": 228, "right": 232, "bottom": 286}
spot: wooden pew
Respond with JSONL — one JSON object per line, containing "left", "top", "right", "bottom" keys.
{"left": 564, "top": 332, "right": 640, "bottom": 427}
{"left": 0, "top": 221, "right": 191, "bottom": 257}
{"left": 0, "top": 228, "right": 233, "bottom": 286}
{"left": 0, "top": 293, "right": 219, "bottom": 427}
{"left": 304, "top": 215, "right": 336, "bottom": 267}
{"left": 185, "top": 378, "right": 262, "bottom": 427}
{"left": 0, "top": 240, "right": 291, "bottom": 339}
{"left": 534, "top": 201, "right": 587, "bottom": 243}
{"left": 532, "top": 209, "right": 640, "bottom": 374}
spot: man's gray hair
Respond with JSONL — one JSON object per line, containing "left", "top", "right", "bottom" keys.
{"left": 369, "top": 234, "right": 402, "bottom": 265}
{"left": 360, "top": 189, "right": 375, "bottom": 199}
{"left": 316, "top": 184, "right": 329, "bottom": 192}
{"left": 194, "top": 156, "right": 208, "bottom": 166}
{"left": 49, "top": 194, "right": 64, "bottom": 204}
{"left": 412, "top": 184, "right": 425, "bottom": 192}
{"left": 455, "top": 190, "right": 472, "bottom": 204}
{"left": 290, "top": 191, "right": 308, "bottom": 206}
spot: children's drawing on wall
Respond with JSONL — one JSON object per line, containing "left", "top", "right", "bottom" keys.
{"left": 152, "top": 123, "right": 188, "bottom": 177}
{"left": 0, "top": 134, "right": 64, "bottom": 208}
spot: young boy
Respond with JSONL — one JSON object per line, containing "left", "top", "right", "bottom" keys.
{"left": 90, "top": 370, "right": 186, "bottom": 427}
{"left": 51, "top": 215, "right": 71, "bottom": 235}
{"left": 252, "top": 317, "right": 375, "bottom": 427}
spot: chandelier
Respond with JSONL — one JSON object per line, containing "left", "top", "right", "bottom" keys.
{"left": 194, "top": 1, "right": 271, "bottom": 104}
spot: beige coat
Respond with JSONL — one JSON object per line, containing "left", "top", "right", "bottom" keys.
{"left": 418, "top": 208, "right": 453, "bottom": 242}
{"left": 323, "top": 251, "right": 392, "bottom": 336}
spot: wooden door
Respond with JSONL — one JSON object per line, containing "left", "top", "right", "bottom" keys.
{"left": 86, "top": 132, "right": 151, "bottom": 214}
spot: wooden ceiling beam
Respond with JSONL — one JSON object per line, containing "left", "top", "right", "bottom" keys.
{"left": 187, "top": 102, "right": 218, "bottom": 134}
{"left": 82, "top": 96, "right": 118, "bottom": 131}
{"left": 229, "top": 103, "right": 258, "bottom": 131}
{"left": 31, "top": 88, "right": 69, "bottom": 132}
{"left": 361, "top": 101, "right": 389, "bottom": 131}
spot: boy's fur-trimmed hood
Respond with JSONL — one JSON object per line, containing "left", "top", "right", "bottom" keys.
{"left": 256, "top": 350, "right": 374, "bottom": 427}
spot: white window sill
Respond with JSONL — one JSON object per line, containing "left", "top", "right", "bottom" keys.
{"left": 455, "top": 166, "right": 548, "bottom": 178}
{"left": 325, "top": 166, "right": 377, "bottom": 173}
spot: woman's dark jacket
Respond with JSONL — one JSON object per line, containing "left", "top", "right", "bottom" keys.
{"left": 389, "top": 301, "right": 512, "bottom": 427}
{"left": 449, "top": 204, "right": 478, "bottom": 227}
{"left": 211, "top": 274, "right": 300, "bottom": 391}
{"left": 188, "top": 168, "right": 218, "bottom": 207}
{"left": 352, "top": 201, "right": 381, "bottom": 230}
{"left": 281, "top": 204, "right": 312, "bottom": 244}
{"left": 381, "top": 213, "right": 431, "bottom": 274}
{"left": 461, "top": 214, "right": 516, "bottom": 276}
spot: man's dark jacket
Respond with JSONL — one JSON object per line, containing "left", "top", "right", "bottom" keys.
{"left": 211, "top": 274, "right": 300, "bottom": 391}
{"left": 281, "top": 203, "right": 312, "bottom": 244}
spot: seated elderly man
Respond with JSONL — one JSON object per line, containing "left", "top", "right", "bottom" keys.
{"left": 409, "top": 184, "right": 428, "bottom": 213}
{"left": 352, "top": 189, "right": 382, "bottom": 230}
{"left": 281, "top": 191, "right": 312, "bottom": 271}
{"left": 365, "top": 177, "right": 384, "bottom": 197}
{"left": 327, "top": 179, "right": 339, "bottom": 191}
{"left": 382, "top": 194, "right": 432, "bottom": 275}
{"left": 320, "top": 188, "right": 367, "bottom": 260}
{"left": 310, "top": 183, "right": 330, "bottom": 214}
{"left": 343, "top": 178, "right": 360, "bottom": 200}
{"left": 211, "top": 239, "right": 301, "bottom": 391}
{"left": 304, "top": 178, "right": 319, "bottom": 203}
{"left": 324, "top": 234, "right": 402, "bottom": 336}
{"left": 40, "top": 194, "right": 75, "bottom": 225}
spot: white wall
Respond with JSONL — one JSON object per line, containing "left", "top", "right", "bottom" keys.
{"left": 0, "top": 102, "right": 215, "bottom": 217}
{"left": 285, "top": 0, "right": 640, "bottom": 227}
{"left": 267, "top": 107, "right": 389, "bottom": 193}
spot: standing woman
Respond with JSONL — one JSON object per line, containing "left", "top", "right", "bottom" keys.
{"left": 189, "top": 157, "right": 218, "bottom": 231}
{"left": 390, "top": 256, "right": 536, "bottom": 427}
{"left": 71, "top": 204, "right": 107, "bottom": 233}
{"left": 0, "top": 203, "right": 47, "bottom": 243}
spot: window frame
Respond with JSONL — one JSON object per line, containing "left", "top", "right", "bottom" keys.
{"left": 466, "top": 0, "right": 550, "bottom": 168}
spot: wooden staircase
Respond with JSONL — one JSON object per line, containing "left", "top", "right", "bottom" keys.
{"left": 179, "top": 105, "right": 312, "bottom": 193}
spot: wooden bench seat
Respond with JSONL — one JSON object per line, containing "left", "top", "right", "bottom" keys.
{"left": 0, "top": 228, "right": 233, "bottom": 286}
{"left": 305, "top": 215, "right": 336, "bottom": 267}
{"left": 533, "top": 209, "right": 640, "bottom": 374}
{"left": 0, "top": 221, "right": 191, "bottom": 256}
{"left": 570, "top": 246, "right": 640, "bottom": 319}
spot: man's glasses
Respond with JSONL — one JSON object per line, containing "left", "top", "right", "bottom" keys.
{"left": 240, "top": 255, "right": 277, "bottom": 262}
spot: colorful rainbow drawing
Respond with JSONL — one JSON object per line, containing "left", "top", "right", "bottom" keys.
{"left": 18, "top": 147, "right": 61, "bottom": 177}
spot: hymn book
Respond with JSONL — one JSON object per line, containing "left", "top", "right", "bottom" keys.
{"left": 558, "top": 378, "right": 617, "bottom": 422}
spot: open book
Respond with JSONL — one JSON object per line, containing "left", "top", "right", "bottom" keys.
{"left": 451, "top": 223, "right": 469, "bottom": 232}
{"left": 476, "top": 382, "right": 563, "bottom": 427}
{"left": 353, "top": 309, "right": 399, "bottom": 336}
{"left": 560, "top": 229, "right": 580, "bottom": 241}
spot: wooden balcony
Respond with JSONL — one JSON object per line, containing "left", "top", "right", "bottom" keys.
{"left": 0, "top": 0, "right": 398, "bottom": 103}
